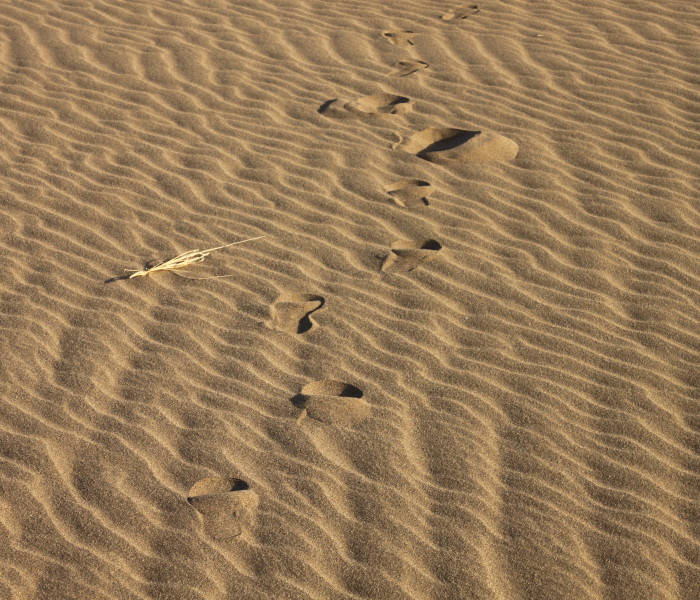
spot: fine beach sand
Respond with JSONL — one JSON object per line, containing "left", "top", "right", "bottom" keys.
{"left": 1, "top": 1, "right": 699, "bottom": 598}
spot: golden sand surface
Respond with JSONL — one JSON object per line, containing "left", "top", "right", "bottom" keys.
{"left": 0, "top": 1, "right": 698, "bottom": 598}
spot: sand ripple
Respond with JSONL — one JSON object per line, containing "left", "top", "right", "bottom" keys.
{"left": 1, "top": 0, "right": 698, "bottom": 598}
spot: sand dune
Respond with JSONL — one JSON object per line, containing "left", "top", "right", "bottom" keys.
{"left": 0, "top": 0, "right": 698, "bottom": 599}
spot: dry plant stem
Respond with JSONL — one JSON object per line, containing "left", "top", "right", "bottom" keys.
{"left": 171, "top": 271, "right": 236, "bottom": 280}
{"left": 124, "top": 235, "right": 265, "bottom": 279}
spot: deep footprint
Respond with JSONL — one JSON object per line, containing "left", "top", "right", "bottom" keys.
{"left": 382, "top": 239, "right": 442, "bottom": 273}
{"left": 319, "top": 93, "right": 410, "bottom": 118}
{"left": 441, "top": 4, "right": 480, "bottom": 20}
{"left": 291, "top": 380, "right": 370, "bottom": 425}
{"left": 385, "top": 179, "right": 432, "bottom": 207}
{"left": 187, "top": 477, "right": 258, "bottom": 540}
{"left": 398, "top": 128, "right": 519, "bottom": 164}
{"left": 268, "top": 293, "right": 324, "bottom": 334}
{"left": 382, "top": 30, "right": 415, "bottom": 47}
{"left": 388, "top": 59, "right": 429, "bottom": 77}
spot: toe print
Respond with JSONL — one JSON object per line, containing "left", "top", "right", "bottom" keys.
{"left": 320, "top": 93, "right": 411, "bottom": 118}
{"left": 187, "top": 477, "right": 258, "bottom": 540}
{"left": 382, "top": 30, "right": 415, "bottom": 47}
{"left": 291, "top": 380, "right": 370, "bottom": 425}
{"left": 388, "top": 59, "right": 429, "bottom": 77}
{"left": 382, "top": 239, "right": 442, "bottom": 273}
{"left": 345, "top": 93, "right": 411, "bottom": 115}
{"left": 385, "top": 179, "right": 432, "bottom": 207}
{"left": 268, "top": 293, "right": 324, "bottom": 334}
{"left": 440, "top": 4, "right": 480, "bottom": 21}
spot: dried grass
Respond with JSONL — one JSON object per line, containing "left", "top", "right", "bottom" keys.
{"left": 120, "top": 235, "right": 265, "bottom": 280}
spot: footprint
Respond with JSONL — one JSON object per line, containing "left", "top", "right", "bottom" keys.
{"left": 382, "top": 30, "right": 415, "bottom": 47}
{"left": 268, "top": 293, "right": 324, "bottom": 334}
{"left": 319, "top": 93, "right": 411, "bottom": 118}
{"left": 346, "top": 93, "right": 411, "bottom": 115}
{"left": 291, "top": 380, "right": 370, "bottom": 425}
{"left": 382, "top": 239, "right": 442, "bottom": 273}
{"left": 187, "top": 477, "right": 258, "bottom": 540}
{"left": 385, "top": 179, "right": 432, "bottom": 207}
{"left": 397, "top": 128, "right": 519, "bottom": 164}
{"left": 441, "top": 4, "right": 480, "bottom": 20}
{"left": 388, "top": 60, "right": 429, "bottom": 77}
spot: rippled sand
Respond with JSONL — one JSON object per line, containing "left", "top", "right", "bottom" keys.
{"left": 1, "top": 1, "right": 698, "bottom": 598}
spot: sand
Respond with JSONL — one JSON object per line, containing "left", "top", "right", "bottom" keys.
{"left": 0, "top": 0, "right": 698, "bottom": 598}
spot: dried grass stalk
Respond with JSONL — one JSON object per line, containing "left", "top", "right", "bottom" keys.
{"left": 123, "top": 235, "right": 265, "bottom": 279}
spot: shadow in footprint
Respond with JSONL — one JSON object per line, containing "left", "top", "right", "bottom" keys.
{"left": 388, "top": 60, "right": 429, "bottom": 77}
{"left": 441, "top": 4, "right": 480, "bottom": 20}
{"left": 187, "top": 477, "right": 258, "bottom": 540}
{"left": 317, "top": 99, "right": 338, "bottom": 114}
{"left": 398, "top": 128, "right": 518, "bottom": 164}
{"left": 385, "top": 180, "right": 432, "bottom": 207}
{"left": 291, "top": 380, "right": 370, "bottom": 425}
{"left": 268, "top": 293, "right": 324, "bottom": 334}
{"left": 382, "top": 239, "right": 442, "bottom": 273}
{"left": 319, "top": 94, "right": 410, "bottom": 118}
{"left": 382, "top": 30, "right": 415, "bottom": 47}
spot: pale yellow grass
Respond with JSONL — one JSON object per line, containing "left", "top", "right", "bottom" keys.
{"left": 121, "top": 235, "right": 265, "bottom": 280}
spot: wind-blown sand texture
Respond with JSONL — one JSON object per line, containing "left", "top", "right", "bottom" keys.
{"left": 0, "top": 0, "right": 698, "bottom": 599}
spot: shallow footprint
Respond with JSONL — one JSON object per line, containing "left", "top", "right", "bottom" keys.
{"left": 291, "top": 380, "right": 370, "bottom": 425}
{"left": 385, "top": 179, "right": 432, "bottom": 207}
{"left": 319, "top": 93, "right": 410, "bottom": 118}
{"left": 268, "top": 293, "right": 324, "bottom": 334}
{"left": 346, "top": 93, "right": 411, "bottom": 115}
{"left": 187, "top": 477, "right": 258, "bottom": 540}
{"left": 398, "top": 128, "right": 518, "bottom": 164}
{"left": 388, "top": 59, "right": 429, "bottom": 77}
{"left": 382, "top": 239, "right": 442, "bottom": 273}
{"left": 382, "top": 30, "right": 415, "bottom": 47}
{"left": 441, "top": 4, "right": 480, "bottom": 20}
